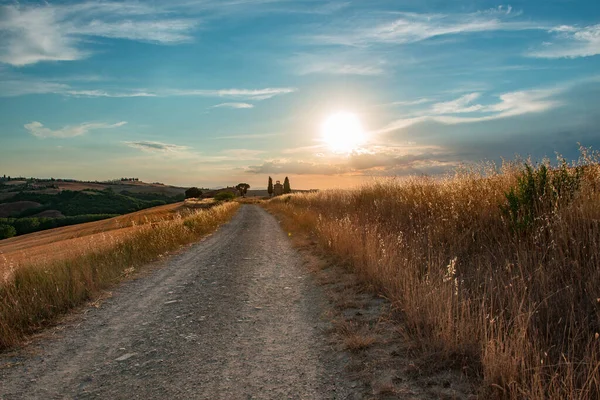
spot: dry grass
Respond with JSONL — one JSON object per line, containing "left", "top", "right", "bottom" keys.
{"left": 345, "top": 332, "right": 377, "bottom": 351}
{"left": 235, "top": 197, "right": 266, "bottom": 204}
{"left": 0, "top": 201, "right": 239, "bottom": 349}
{"left": 265, "top": 151, "right": 600, "bottom": 399}
{"left": 333, "top": 319, "right": 377, "bottom": 351}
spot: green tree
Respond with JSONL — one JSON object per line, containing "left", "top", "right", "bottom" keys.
{"left": 268, "top": 176, "right": 273, "bottom": 197}
{"left": 236, "top": 183, "right": 250, "bottom": 197}
{"left": 283, "top": 176, "right": 291, "bottom": 194}
{"left": 185, "top": 187, "right": 203, "bottom": 199}
{"left": 0, "top": 224, "right": 16, "bottom": 240}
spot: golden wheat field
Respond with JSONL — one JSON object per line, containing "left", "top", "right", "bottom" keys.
{"left": 265, "top": 153, "right": 600, "bottom": 399}
{"left": 0, "top": 202, "right": 186, "bottom": 276}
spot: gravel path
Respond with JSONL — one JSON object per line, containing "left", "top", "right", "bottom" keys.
{"left": 0, "top": 205, "right": 355, "bottom": 399}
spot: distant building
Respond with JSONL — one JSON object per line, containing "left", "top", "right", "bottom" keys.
{"left": 273, "top": 180, "right": 284, "bottom": 196}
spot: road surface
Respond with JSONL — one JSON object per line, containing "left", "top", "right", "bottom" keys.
{"left": 0, "top": 205, "right": 355, "bottom": 399}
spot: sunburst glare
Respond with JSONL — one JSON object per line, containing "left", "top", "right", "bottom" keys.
{"left": 321, "top": 112, "right": 366, "bottom": 153}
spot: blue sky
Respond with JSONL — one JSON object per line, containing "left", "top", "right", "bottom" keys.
{"left": 1, "top": 0, "right": 599, "bottom": 189}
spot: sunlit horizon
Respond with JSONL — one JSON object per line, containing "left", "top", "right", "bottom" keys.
{"left": 1, "top": 1, "right": 599, "bottom": 190}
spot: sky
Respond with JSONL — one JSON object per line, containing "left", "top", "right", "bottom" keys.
{"left": 1, "top": 0, "right": 599, "bottom": 189}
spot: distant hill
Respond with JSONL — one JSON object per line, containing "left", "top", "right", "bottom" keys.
{"left": 0, "top": 178, "right": 187, "bottom": 201}
{"left": 0, "top": 178, "right": 189, "bottom": 239}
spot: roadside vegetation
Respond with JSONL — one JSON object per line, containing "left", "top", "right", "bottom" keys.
{"left": 0, "top": 201, "right": 239, "bottom": 349}
{"left": 265, "top": 148, "right": 600, "bottom": 399}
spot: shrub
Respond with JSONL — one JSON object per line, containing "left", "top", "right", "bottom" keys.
{"left": 185, "top": 187, "right": 203, "bottom": 199}
{"left": 500, "top": 160, "right": 583, "bottom": 232}
{"left": 0, "top": 224, "right": 16, "bottom": 240}
{"left": 12, "top": 218, "right": 40, "bottom": 235}
{"left": 214, "top": 192, "right": 235, "bottom": 201}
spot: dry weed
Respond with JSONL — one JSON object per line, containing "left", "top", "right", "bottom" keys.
{"left": 264, "top": 150, "right": 600, "bottom": 399}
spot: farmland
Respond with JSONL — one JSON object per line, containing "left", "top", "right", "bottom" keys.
{"left": 0, "top": 179, "right": 188, "bottom": 239}
{"left": 0, "top": 202, "right": 190, "bottom": 277}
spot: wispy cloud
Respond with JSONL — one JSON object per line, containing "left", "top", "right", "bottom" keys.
{"left": 0, "top": 3, "right": 198, "bottom": 66}
{"left": 123, "top": 141, "right": 191, "bottom": 152}
{"left": 246, "top": 144, "right": 456, "bottom": 176}
{"left": 210, "top": 102, "right": 255, "bottom": 109}
{"left": 246, "top": 159, "right": 344, "bottom": 175}
{"left": 431, "top": 93, "right": 484, "bottom": 114}
{"left": 379, "top": 98, "right": 433, "bottom": 107}
{"left": 290, "top": 52, "right": 386, "bottom": 76}
{"left": 529, "top": 24, "right": 600, "bottom": 59}
{"left": 0, "top": 79, "right": 71, "bottom": 97}
{"left": 378, "top": 87, "right": 564, "bottom": 133}
{"left": 306, "top": 6, "right": 541, "bottom": 47}
{"left": 25, "top": 121, "right": 127, "bottom": 139}
{"left": 297, "top": 61, "right": 385, "bottom": 76}
{"left": 167, "top": 88, "right": 297, "bottom": 100}
{"left": 0, "top": 77, "right": 296, "bottom": 100}
{"left": 298, "top": 61, "right": 384, "bottom": 76}
{"left": 65, "top": 90, "right": 157, "bottom": 98}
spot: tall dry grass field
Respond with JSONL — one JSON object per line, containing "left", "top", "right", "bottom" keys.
{"left": 0, "top": 201, "right": 239, "bottom": 349}
{"left": 266, "top": 151, "right": 600, "bottom": 399}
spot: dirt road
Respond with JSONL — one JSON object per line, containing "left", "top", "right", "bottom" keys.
{"left": 0, "top": 205, "right": 355, "bottom": 399}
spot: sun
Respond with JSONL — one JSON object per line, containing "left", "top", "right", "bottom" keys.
{"left": 321, "top": 112, "right": 366, "bottom": 153}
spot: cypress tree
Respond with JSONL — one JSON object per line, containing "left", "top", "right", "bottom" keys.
{"left": 283, "top": 176, "right": 291, "bottom": 194}
{"left": 268, "top": 176, "right": 273, "bottom": 197}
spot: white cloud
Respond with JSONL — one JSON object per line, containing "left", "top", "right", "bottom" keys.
{"left": 431, "top": 93, "right": 484, "bottom": 114}
{"left": 0, "top": 79, "right": 71, "bottom": 96}
{"left": 290, "top": 52, "right": 386, "bottom": 76}
{"left": 307, "top": 7, "right": 541, "bottom": 47}
{"left": 378, "top": 87, "right": 562, "bottom": 133}
{"left": 0, "top": 77, "right": 296, "bottom": 100}
{"left": 65, "top": 90, "right": 157, "bottom": 98}
{"left": 211, "top": 102, "right": 255, "bottom": 109}
{"left": 298, "top": 61, "right": 384, "bottom": 76}
{"left": 155, "top": 87, "right": 297, "bottom": 101}
{"left": 0, "top": 3, "right": 198, "bottom": 66}
{"left": 529, "top": 24, "right": 600, "bottom": 59}
{"left": 124, "top": 141, "right": 191, "bottom": 152}
{"left": 25, "top": 121, "right": 127, "bottom": 139}
{"left": 380, "top": 98, "right": 432, "bottom": 107}
{"left": 245, "top": 144, "right": 457, "bottom": 176}
{"left": 70, "top": 19, "right": 196, "bottom": 44}
{"left": 167, "top": 88, "right": 297, "bottom": 100}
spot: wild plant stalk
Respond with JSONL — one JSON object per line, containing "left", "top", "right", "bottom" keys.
{"left": 0, "top": 202, "right": 239, "bottom": 349}
{"left": 265, "top": 150, "right": 600, "bottom": 399}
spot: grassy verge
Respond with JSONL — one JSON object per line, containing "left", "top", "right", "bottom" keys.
{"left": 264, "top": 153, "right": 600, "bottom": 399}
{"left": 0, "top": 201, "right": 239, "bottom": 349}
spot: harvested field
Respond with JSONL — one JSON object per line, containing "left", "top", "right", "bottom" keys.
{"left": 0, "top": 202, "right": 193, "bottom": 276}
